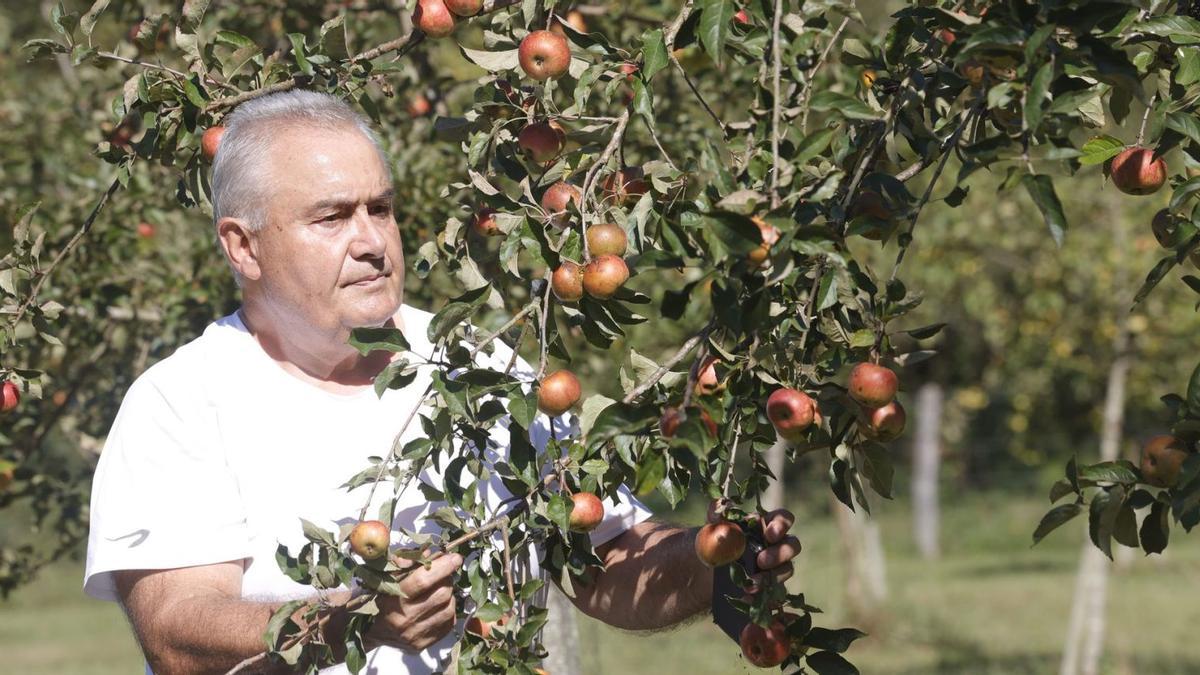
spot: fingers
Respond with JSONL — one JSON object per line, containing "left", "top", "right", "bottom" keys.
{"left": 743, "top": 561, "right": 795, "bottom": 595}
{"left": 759, "top": 509, "right": 796, "bottom": 544}
{"left": 399, "top": 553, "right": 462, "bottom": 598}
{"left": 756, "top": 535, "right": 801, "bottom": 570}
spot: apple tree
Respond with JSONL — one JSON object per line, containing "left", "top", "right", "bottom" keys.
{"left": 8, "top": 0, "right": 1200, "bottom": 673}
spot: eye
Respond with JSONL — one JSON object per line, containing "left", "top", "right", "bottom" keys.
{"left": 368, "top": 202, "right": 392, "bottom": 217}
{"left": 317, "top": 213, "right": 341, "bottom": 224}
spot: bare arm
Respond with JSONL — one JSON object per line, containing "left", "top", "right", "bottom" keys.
{"left": 566, "top": 510, "right": 801, "bottom": 632}
{"left": 114, "top": 554, "right": 463, "bottom": 675}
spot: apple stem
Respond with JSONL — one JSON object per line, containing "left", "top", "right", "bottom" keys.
{"left": 1137, "top": 92, "right": 1157, "bottom": 146}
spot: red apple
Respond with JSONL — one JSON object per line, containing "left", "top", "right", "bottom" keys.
{"left": 540, "top": 181, "right": 580, "bottom": 228}
{"left": 0, "top": 382, "right": 19, "bottom": 414}
{"left": 136, "top": 222, "right": 156, "bottom": 239}
{"left": 538, "top": 370, "right": 581, "bottom": 416}
{"left": 407, "top": 94, "right": 432, "bottom": 117}
{"left": 201, "top": 126, "right": 225, "bottom": 162}
{"left": 349, "top": 520, "right": 390, "bottom": 560}
{"left": 569, "top": 491, "right": 604, "bottom": 532}
{"left": 937, "top": 28, "right": 956, "bottom": 45}
{"left": 565, "top": 10, "right": 587, "bottom": 32}
{"left": 601, "top": 166, "right": 649, "bottom": 206}
{"left": 465, "top": 613, "right": 509, "bottom": 638}
{"left": 414, "top": 0, "right": 456, "bottom": 38}
{"left": 518, "top": 121, "right": 566, "bottom": 165}
{"left": 518, "top": 30, "right": 571, "bottom": 81}
{"left": 695, "top": 521, "right": 746, "bottom": 567}
{"left": 472, "top": 208, "right": 501, "bottom": 237}
{"left": 582, "top": 255, "right": 629, "bottom": 299}
{"left": 1141, "top": 435, "right": 1190, "bottom": 488}
{"left": 739, "top": 620, "right": 791, "bottom": 668}
{"left": 747, "top": 216, "right": 780, "bottom": 267}
{"left": 586, "top": 223, "right": 628, "bottom": 257}
{"left": 861, "top": 400, "right": 906, "bottom": 441}
{"left": 551, "top": 261, "right": 584, "bottom": 302}
{"left": 1109, "top": 146, "right": 1167, "bottom": 195}
{"left": 766, "top": 388, "right": 816, "bottom": 443}
{"left": 444, "top": 0, "right": 483, "bottom": 16}
{"left": 660, "top": 406, "right": 718, "bottom": 438}
{"left": 848, "top": 362, "right": 898, "bottom": 407}
{"left": 696, "top": 356, "right": 724, "bottom": 396}
{"left": 618, "top": 62, "right": 638, "bottom": 81}
{"left": 733, "top": 9, "right": 751, "bottom": 25}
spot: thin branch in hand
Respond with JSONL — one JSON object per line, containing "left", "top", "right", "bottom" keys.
{"left": 621, "top": 321, "right": 713, "bottom": 404}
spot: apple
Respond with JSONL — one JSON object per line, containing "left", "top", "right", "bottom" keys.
{"left": 1109, "top": 146, "right": 1167, "bottom": 195}
{"left": 538, "top": 370, "right": 581, "bottom": 416}
{"left": 349, "top": 520, "right": 390, "bottom": 560}
{"left": 860, "top": 69, "right": 876, "bottom": 89}
{"left": 937, "top": 28, "right": 956, "bottom": 45}
{"left": 201, "top": 126, "right": 225, "bottom": 162}
{"left": 766, "top": 388, "right": 816, "bottom": 443}
{"left": 407, "top": 94, "right": 432, "bottom": 117}
{"left": 540, "top": 181, "right": 580, "bottom": 228}
{"left": 518, "top": 121, "right": 566, "bottom": 165}
{"left": 518, "top": 30, "right": 571, "bottom": 81}
{"left": 551, "top": 10, "right": 588, "bottom": 35}
{"left": 137, "top": 222, "right": 156, "bottom": 239}
{"left": 958, "top": 59, "right": 985, "bottom": 87}
{"left": 586, "top": 223, "right": 628, "bottom": 257}
{"left": 849, "top": 190, "right": 891, "bottom": 221}
{"left": 695, "top": 521, "right": 746, "bottom": 567}
{"left": 861, "top": 400, "right": 906, "bottom": 441}
{"left": 465, "top": 613, "right": 509, "bottom": 638}
{"left": 551, "top": 261, "right": 584, "bottom": 302}
{"left": 1, "top": 381, "right": 19, "bottom": 414}
{"left": 739, "top": 620, "right": 791, "bottom": 668}
{"left": 569, "top": 491, "right": 605, "bottom": 532}
{"left": 1151, "top": 209, "right": 1176, "bottom": 248}
{"left": 444, "top": 0, "right": 482, "bottom": 16}
{"left": 601, "top": 166, "right": 649, "bottom": 206}
{"left": 696, "top": 356, "right": 724, "bottom": 396}
{"left": 0, "top": 460, "right": 13, "bottom": 492}
{"left": 472, "top": 208, "right": 501, "bottom": 237}
{"left": 848, "top": 362, "right": 898, "bottom": 407}
{"left": 733, "top": 9, "right": 751, "bottom": 25}
{"left": 582, "top": 255, "right": 629, "bottom": 299}
{"left": 1141, "top": 435, "right": 1190, "bottom": 488}
{"left": 747, "top": 216, "right": 780, "bottom": 267}
{"left": 660, "top": 406, "right": 718, "bottom": 438}
{"left": 618, "top": 62, "right": 638, "bottom": 81}
{"left": 51, "top": 390, "right": 68, "bottom": 407}
{"left": 414, "top": 0, "right": 456, "bottom": 38}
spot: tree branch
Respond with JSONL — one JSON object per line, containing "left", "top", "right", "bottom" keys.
{"left": 621, "top": 322, "right": 713, "bottom": 404}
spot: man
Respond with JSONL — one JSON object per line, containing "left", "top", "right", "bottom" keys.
{"left": 84, "top": 91, "right": 801, "bottom": 674}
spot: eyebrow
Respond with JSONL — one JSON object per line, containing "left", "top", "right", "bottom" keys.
{"left": 305, "top": 188, "right": 395, "bottom": 214}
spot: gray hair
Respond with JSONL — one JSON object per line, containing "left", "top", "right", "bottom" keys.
{"left": 210, "top": 90, "right": 390, "bottom": 285}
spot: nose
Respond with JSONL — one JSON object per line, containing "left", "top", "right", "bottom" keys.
{"left": 347, "top": 205, "right": 388, "bottom": 260}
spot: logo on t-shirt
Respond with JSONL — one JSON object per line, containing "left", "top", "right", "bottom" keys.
{"left": 107, "top": 528, "right": 150, "bottom": 548}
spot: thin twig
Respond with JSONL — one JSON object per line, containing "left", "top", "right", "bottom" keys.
{"left": 1137, "top": 92, "right": 1157, "bottom": 146}
{"left": 621, "top": 322, "right": 713, "bottom": 404}
{"left": 470, "top": 303, "right": 537, "bottom": 358}
{"left": 769, "top": 0, "right": 784, "bottom": 208}
{"left": 10, "top": 175, "right": 124, "bottom": 335}
{"left": 536, "top": 281, "right": 552, "bottom": 379}
{"left": 798, "top": 17, "right": 850, "bottom": 133}
{"left": 721, "top": 424, "right": 743, "bottom": 498}
{"left": 356, "top": 381, "right": 436, "bottom": 522}
{"left": 206, "top": 79, "right": 301, "bottom": 112}
{"left": 500, "top": 517, "right": 516, "bottom": 603}
{"left": 888, "top": 105, "right": 979, "bottom": 281}
{"left": 96, "top": 51, "right": 239, "bottom": 92}
{"left": 579, "top": 110, "right": 632, "bottom": 259}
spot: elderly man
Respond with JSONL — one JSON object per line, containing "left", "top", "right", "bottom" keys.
{"left": 84, "top": 91, "right": 800, "bottom": 674}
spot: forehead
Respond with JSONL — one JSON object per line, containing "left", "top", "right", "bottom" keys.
{"left": 263, "top": 124, "right": 390, "bottom": 200}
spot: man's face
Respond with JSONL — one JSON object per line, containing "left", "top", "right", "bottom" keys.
{"left": 252, "top": 124, "right": 404, "bottom": 333}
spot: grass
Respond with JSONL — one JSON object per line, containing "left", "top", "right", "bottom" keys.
{"left": 4, "top": 491, "right": 1199, "bottom": 674}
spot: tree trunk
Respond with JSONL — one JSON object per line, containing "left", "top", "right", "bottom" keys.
{"left": 542, "top": 587, "right": 583, "bottom": 675}
{"left": 833, "top": 491, "right": 887, "bottom": 627}
{"left": 763, "top": 439, "right": 787, "bottom": 511}
{"left": 912, "top": 382, "right": 943, "bottom": 560}
{"left": 1059, "top": 323, "right": 1132, "bottom": 675}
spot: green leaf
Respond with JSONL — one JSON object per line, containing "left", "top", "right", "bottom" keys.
{"left": 808, "top": 91, "right": 880, "bottom": 121}
{"left": 80, "top": 0, "right": 111, "bottom": 36}
{"left": 428, "top": 285, "right": 491, "bottom": 342}
{"left": 1166, "top": 112, "right": 1200, "bottom": 146}
{"left": 857, "top": 442, "right": 893, "bottom": 499}
{"left": 1024, "top": 61, "right": 1054, "bottom": 133}
{"left": 1133, "top": 256, "right": 1177, "bottom": 305}
{"left": 1078, "top": 135, "right": 1125, "bottom": 166}
{"left": 1021, "top": 174, "right": 1067, "bottom": 246}
{"left": 373, "top": 361, "right": 417, "bottom": 398}
{"left": 806, "top": 650, "right": 861, "bottom": 675}
{"left": 589, "top": 402, "right": 658, "bottom": 445}
{"left": 1186, "top": 361, "right": 1200, "bottom": 414}
{"left": 349, "top": 326, "right": 411, "bottom": 355}
{"left": 1088, "top": 486, "right": 1123, "bottom": 560}
{"left": 1178, "top": 46, "right": 1200, "bottom": 85}
{"left": 288, "top": 33, "right": 313, "bottom": 76}
{"left": 1114, "top": 500, "right": 1139, "bottom": 549}
{"left": 1135, "top": 15, "right": 1200, "bottom": 45}
{"left": 795, "top": 128, "right": 837, "bottom": 166}
{"left": 697, "top": 0, "right": 734, "bottom": 67}
{"left": 1076, "top": 460, "right": 1139, "bottom": 484}
{"left": 263, "top": 600, "right": 306, "bottom": 650}
{"left": 1032, "top": 502, "right": 1083, "bottom": 545}
{"left": 816, "top": 269, "right": 839, "bottom": 311}
{"left": 804, "top": 627, "right": 867, "bottom": 653}
{"left": 634, "top": 451, "right": 666, "bottom": 496}
{"left": 1140, "top": 500, "right": 1169, "bottom": 554}
{"left": 460, "top": 46, "right": 520, "bottom": 72}
{"left": 641, "top": 29, "right": 667, "bottom": 80}
{"left": 181, "top": 0, "right": 211, "bottom": 33}
{"left": 300, "top": 518, "right": 336, "bottom": 547}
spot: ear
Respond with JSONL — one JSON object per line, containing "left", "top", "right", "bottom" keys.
{"left": 216, "top": 217, "right": 263, "bottom": 283}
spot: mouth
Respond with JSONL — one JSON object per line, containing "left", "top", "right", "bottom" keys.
{"left": 349, "top": 272, "right": 388, "bottom": 287}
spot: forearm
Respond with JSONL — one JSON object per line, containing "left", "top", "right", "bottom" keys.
{"left": 569, "top": 519, "right": 713, "bottom": 630}
{"left": 131, "top": 591, "right": 356, "bottom": 675}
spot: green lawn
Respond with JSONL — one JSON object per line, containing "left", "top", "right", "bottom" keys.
{"left": 5, "top": 492, "right": 1200, "bottom": 674}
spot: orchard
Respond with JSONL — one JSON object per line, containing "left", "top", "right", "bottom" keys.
{"left": 5, "top": 0, "right": 1200, "bottom": 673}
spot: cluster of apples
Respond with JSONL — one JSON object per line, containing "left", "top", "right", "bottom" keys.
{"left": 762, "top": 362, "right": 904, "bottom": 446}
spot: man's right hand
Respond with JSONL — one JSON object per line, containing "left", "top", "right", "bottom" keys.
{"left": 368, "top": 553, "right": 464, "bottom": 652}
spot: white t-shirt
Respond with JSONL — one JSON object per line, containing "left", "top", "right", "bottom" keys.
{"left": 84, "top": 303, "right": 653, "bottom": 674}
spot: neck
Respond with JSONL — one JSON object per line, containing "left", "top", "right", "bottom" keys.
{"left": 238, "top": 299, "right": 405, "bottom": 393}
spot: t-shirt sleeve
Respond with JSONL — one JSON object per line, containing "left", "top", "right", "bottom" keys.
{"left": 476, "top": 340, "right": 655, "bottom": 547}
{"left": 84, "top": 374, "right": 252, "bottom": 602}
